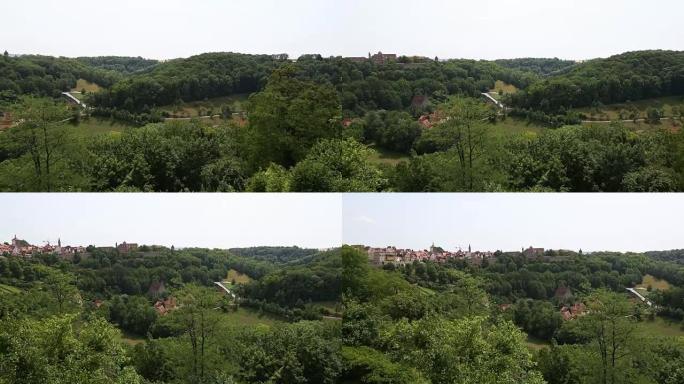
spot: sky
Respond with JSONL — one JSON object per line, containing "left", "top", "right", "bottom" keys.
{"left": 0, "top": 194, "right": 342, "bottom": 249}
{"left": 3, "top": 0, "right": 683, "bottom": 60}
{"left": 342, "top": 194, "right": 684, "bottom": 253}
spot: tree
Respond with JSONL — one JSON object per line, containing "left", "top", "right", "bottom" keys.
{"left": 177, "top": 285, "right": 221, "bottom": 383}
{"left": 290, "top": 138, "right": 387, "bottom": 192}
{"left": 580, "top": 290, "right": 637, "bottom": 384}
{"left": 436, "top": 97, "right": 493, "bottom": 190}
{"left": 381, "top": 316, "right": 545, "bottom": 384}
{"left": 4, "top": 97, "right": 79, "bottom": 191}
{"left": 0, "top": 314, "right": 143, "bottom": 383}
{"left": 43, "top": 270, "right": 79, "bottom": 313}
{"left": 248, "top": 65, "right": 342, "bottom": 168}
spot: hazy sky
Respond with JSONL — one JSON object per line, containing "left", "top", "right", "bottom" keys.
{"left": 0, "top": 194, "right": 342, "bottom": 249}
{"left": 342, "top": 194, "right": 684, "bottom": 253}
{"left": 3, "top": 0, "right": 682, "bottom": 60}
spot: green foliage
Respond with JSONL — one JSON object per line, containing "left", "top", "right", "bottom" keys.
{"left": 360, "top": 110, "right": 422, "bottom": 153}
{"left": 505, "top": 124, "right": 677, "bottom": 192}
{"left": 245, "top": 163, "right": 292, "bottom": 192}
{"left": 0, "top": 314, "right": 142, "bottom": 384}
{"left": 511, "top": 50, "right": 684, "bottom": 112}
{"left": 248, "top": 66, "right": 342, "bottom": 168}
{"left": 513, "top": 299, "right": 564, "bottom": 340}
{"left": 291, "top": 138, "right": 387, "bottom": 192}
{"left": 0, "top": 55, "right": 119, "bottom": 99}
{"left": 88, "top": 120, "right": 246, "bottom": 191}
{"left": 235, "top": 321, "right": 343, "bottom": 384}
{"left": 341, "top": 346, "right": 428, "bottom": 384}
{"left": 380, "top": 316, "right": 545, "bottom": 384}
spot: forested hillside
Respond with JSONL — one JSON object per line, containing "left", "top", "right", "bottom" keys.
{"left": 509, "top": 50, "right": 684, "bottom": 112}
{"left": 1, "top": 50, "right": 684, "bottom": 192}
{"left": 341, "top": 245, "right": 684, "bottom": 384}
{"left": 494, "top": 57, "right": 577, "bottom": 76}
{"left": 75, "top": 56, "right": 159, "bottom": 74}
{"left": 0, "top": 54, "right": 121, "bottom": 99}
{"left": 0, "top": 245, "right": 343, "bottom": 383}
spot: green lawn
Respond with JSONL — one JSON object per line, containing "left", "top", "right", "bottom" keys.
{"left": 489, "top": 117, "right": 545, "bottom": 138}
{"left": 224, "top": 269, "right": 252, "bottom": 285}
{"left": 221, "top": 307, "right": 284, "bottom": 327}
{"left": 575, "top": 96, "right": 684, "bottom": 121}
{"left": 526, "top": 335, "right": 551, "bottom": 350}
{"left": 69, "top": 117, "right": 135, "bottom": 137}
{"left": 489, "top": 80, "right": 518, "bottom": 99}
{"left": 639, "top": 317, "right": 684, "bottom": 338}
{"left": 583, "top": 119, "right": 681, "bottom": 133}
{"left": 71, "top": 79, "right": 102, "bottom": 93}
{"left": 160, "top": 95, "right": 249, "bottom": 118}
{"left": 367, "top": 144, "right": 410, "bottom": 166}
{"left": 636, "top": 274, "right": 672, "bottom": 292}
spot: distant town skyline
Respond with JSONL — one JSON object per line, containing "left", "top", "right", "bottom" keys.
{"left": 342, "top": 194, "right": 684, "bottom": 253}
{"left": 3, "top": 0, "right": 683, "bottom": 61}
{"left": 0, "top": 194, "right": 342, "bottom": 249}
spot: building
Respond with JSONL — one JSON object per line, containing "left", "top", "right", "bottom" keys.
{"left": 116, "top": 241, "right": 138, "bottom": 253}
{"left": 366, "top": 244, "right": 494, "bottom": 267}
{"left": 153, "top": 296, "right": 177, "bottom": 316}
{"left": 523, "top": 246, "right": 545, "bottom": 258}
{"left": 371, "top": 51, "right": 397, "bottom": 65}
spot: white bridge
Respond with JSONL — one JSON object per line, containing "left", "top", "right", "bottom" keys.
{"left": 61, "top": 92, "right": 87, "bottom": 108}
{"left": 626, "top": 287, "right": 653, "bottom": 307}
{"left": 214, "top": 281, "right": 237, "bottom": 300}
{"left": 481, "top": 92, "right": 506, "bottom": 110}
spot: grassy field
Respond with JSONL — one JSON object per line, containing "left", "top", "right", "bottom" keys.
{"left": 367, "top": 144, "right": 410, "bottom": 166}
{"left": 0, "top": 283, "right": 20, "bottom": 294}
{"left": 490, "top": 117, "right": 545, "bottom": 138}
{"left": 575, "top": 96, "right": 684, "bottom": 121}
{"left": 69, "top": 117, "right": 135, "bottom": 137}
{"left": 224, "top": 269, "right": 252, "bottom": 285}
{"left": 490, "top": 80, "right": 518, "bottom": 98}
{"left": 71, "top": 79, "right": 102, "bottom": 93}
{"left": 636, "top": 274, "right": 672, "bottom": 292}
{"left": 221, "top": 307, "right": 284, "bottom": 327}
{"left": 639, "top": 317, "right": 684, "bottom": 338}
{"left": 526, "top": 335, "right": 551, "bottom": 350}
{"left": 160, "top": 95, "right": 249, "bottom": 118}
{"left": 583, "top": 119, "right": 681, "bottom": 133}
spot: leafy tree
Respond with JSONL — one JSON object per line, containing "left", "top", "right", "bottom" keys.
{"left": 248, "top": 66, "right": 342, "bottom": 168}
{"left": 290, "top": 138, "right": 387, "bottom": 192}
{"left": 177, "top": 285, "right": 222, "bottom": 383}
{"left": 579, "top": 290, "right": 638, "bottom": 384}
{"left": 0, "top": 314, "right": 142, "bottom": 384}
{"left": 380, "top": 316, "right": 545, "bottom": 384}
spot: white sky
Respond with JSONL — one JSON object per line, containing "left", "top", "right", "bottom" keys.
{"left": 3, "top": 0, "right": 683, "bottom": 60}
{"left": 342, "top": 194, "right": 684, "bottom": 253}
{"left": 0, "top": 194, "right": 342, "bottom": 249}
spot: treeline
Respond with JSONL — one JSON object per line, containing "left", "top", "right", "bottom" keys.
{"left": 291, "top": 56, "right": 536, "bottom": 116}
{"left": 75, "top": 56, "right": 159, "bottom": 74}
{"left": 88, "top": 52, "right": 283, "bottom": 113}
{"left": 509, "top": 50, "right": 684, "bottom": 113}
{"left": 494, "top": 57, "right": 577, "bottom": 76}
{"left": 228, "top": 246, "right": 320, "bottom": 263}
{"left": 0, "top": 54, "right": 120, "bottom": 100}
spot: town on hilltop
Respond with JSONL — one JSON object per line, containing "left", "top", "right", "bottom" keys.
{"left": 0, "top": 236, "right": 139, "bottom": 258}
{"left": 359, "top": 244, "right": 549, "bottom": 266}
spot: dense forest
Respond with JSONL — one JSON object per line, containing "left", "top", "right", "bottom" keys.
{"left": 1, "top": 50, "right": 684, "bottom": 192}
{"left": 0, "top": 245, "right": 343, "bottom": 383}
{"left": 341, "top": 245, "right": 684, "bottom": 384}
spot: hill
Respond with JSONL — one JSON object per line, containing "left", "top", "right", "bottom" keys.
{"left": 510, "top": 50, "right": 684, "bottom": 113}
